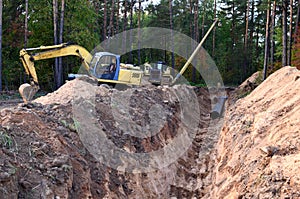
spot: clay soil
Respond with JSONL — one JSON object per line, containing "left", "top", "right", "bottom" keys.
{"left": 0, "top": 78, "right": 222, "bottom": 199}
{"left": 0, "top": 66, "right": 299, "bottom": 199}
{"left": 212, "top": 66, "right": 300, "bottom": 198}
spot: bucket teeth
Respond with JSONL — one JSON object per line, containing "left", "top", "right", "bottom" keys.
{"left": 19, "top": 83, "right": 39, "bottom": 103}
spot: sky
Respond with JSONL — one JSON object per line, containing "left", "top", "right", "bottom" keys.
{"left": 142, "top": 0, "right": 160, "bottom": 7}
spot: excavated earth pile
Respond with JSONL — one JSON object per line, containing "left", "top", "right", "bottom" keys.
{"left": 0, "top": 78, "right": 224, "bottom": 198}
{"left": 2, "top": 66, "right": 298, "bottom": 199}
{"left": 212, "top": 66, "right": 300, "bottom": 198}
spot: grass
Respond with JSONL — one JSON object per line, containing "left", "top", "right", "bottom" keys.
{"left": 188, "top": 82, "right": 207, "bottom": 87}
{"left": 237, "top": 90, "right": 252, "bottom": 99}
{"left": 33, "top": 91, "right": 48, "bottom": 99}
{"left": 0, "top": 130, "right": 14, "bottom": 149}
{"left": 255, "top": 71, "right": 264, "bottom": 85}
{"left": 0, "top": 90, "right": 48, "bottom": 101}
{"left": 73, "top": 118, "right": 81, "bottom": 132}
{"left": 0, "top": 92, "right": 21, "bottom": 101}
{"left": 59, "top": 118, "right": 80, "bottom": 132}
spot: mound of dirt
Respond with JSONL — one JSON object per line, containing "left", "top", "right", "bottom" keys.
{"left": 212, "top": 66, "right": 300, "bottom": 198}
{"left": 0, "top": 78, "right": 225, "bottom": 198}
{"left": 2, "top": 65, "right": 297, "bottom": 198}
{"left": 231, "top": 71, "right": 263, "bottom": 103}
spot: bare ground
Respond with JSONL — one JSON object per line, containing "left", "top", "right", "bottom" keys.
{"left": 0, "top": 79, "right": 223, "bottom": 198}
{"left": 0, "top": 66, "right": 299, "bottom": 198}
{"left": 212, "top": 66, "right": 300, "bottom": 198}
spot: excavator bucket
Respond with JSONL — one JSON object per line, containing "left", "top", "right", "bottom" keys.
{"left": 19, "top": 83, "right": 39, "bottom": 103}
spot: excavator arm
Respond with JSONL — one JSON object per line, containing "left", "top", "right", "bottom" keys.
{"left": 171, "top": 19, "right": 219, "bottom": 85}
{"left": 19, "top": 43, "right": 92, "bottom": 103}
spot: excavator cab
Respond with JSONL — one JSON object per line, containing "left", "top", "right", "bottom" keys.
{"left": 90, "top": 52, "right": 120, "bottom": 80}
{"left": 90, "top": 52, "right": 143, "bottom": 86}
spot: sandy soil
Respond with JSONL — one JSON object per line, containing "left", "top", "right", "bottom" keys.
{"left": 212, "top": 66, "right": 300, "bottom": 198}
{"left": 0, "top": 79, "right": 223, "bottom": 198}
{"left": 0, "top": 66, "right": 299, "bottom": 198}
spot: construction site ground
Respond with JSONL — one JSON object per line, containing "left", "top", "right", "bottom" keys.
{"left": 0, "top": 66, "right": 299, "bottom": 198}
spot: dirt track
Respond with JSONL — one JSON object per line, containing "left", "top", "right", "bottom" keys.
{"left": 0, "top": 99, "right": 22, "bottom": 109}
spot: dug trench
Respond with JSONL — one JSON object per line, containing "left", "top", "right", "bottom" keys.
{"left": 0, "top": 66, "right": 299, "bottom": 198}
{"left": 0, "top": 78, "right": 223, "bottom": 198}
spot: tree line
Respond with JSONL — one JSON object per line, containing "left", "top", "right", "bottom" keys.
{"left": 0, "top": 0, "right": 299, "bottom": 91}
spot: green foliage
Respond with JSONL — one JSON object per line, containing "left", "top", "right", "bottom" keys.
{"left": 293, "top": 25, "right": 300, "bottom": 67}
{"left": 27, "top": 0, "right": 53, "bottom": 46}
{"left": 237, "top": 90, "right": 251, "bottom": 99}
{"left": 0, "top": 0, "right": 297, "bottom": 90}
{"left": 1, "top": 0, "right": 25, "bottom": 90}
{"left": 24, "top": 0, "right": 100, "bottom": 91}
{"left": 189, "top": 81, "right": 207, "bottom": 87}
{"left": 59, "top": 118, "right": 80, "bottom": 132}
{"left": 0, "top": 91, "right": 21, "bottom": 100}
{"left": 64, "top": 0, "right": 99, "bottom": 49}
{"left": 0, "top": 130, "right": 14, "bottom": 149}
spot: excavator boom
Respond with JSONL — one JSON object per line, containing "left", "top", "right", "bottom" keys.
{"left": 19, "top": 43, "right": 92, "bottom": 102}
{"left": 171, "top": 19, "right": 219, "bottom": 85}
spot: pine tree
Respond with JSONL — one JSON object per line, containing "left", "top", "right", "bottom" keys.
{"left": 0, "top": 0, "right": 2, "bottom": 91}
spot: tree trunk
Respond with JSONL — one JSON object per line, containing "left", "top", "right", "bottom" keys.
{"left": 189, "top": 0, "right": 193, "bottom": 39}
{"left": 129, "top": 0, "right": 134, "bottom": 63}
{"left": 244, "top": 0, "right": 250, "bottom": 49}
{"left": 243, "top": 0, "right": 250, "bottom": 78}
{"left": 263, "top": 0, "right": 271, "bottom": 80}
{"left": 250, "top": 0, "right": 255, "bottom": 72}
{"left": 282, "top": 0, "right": 288, "bottom": 67}
{"left": 256, "top": 26, "right": 260, "bottom": 59}
{"left": 201, "top": 0, "right": 206, "bottom": 38}
{"left": 287, "top": 0, "right": 293, "bottom": 65}
{"left": 193, "top": 0, "right": 199, "bottom": 82}
{"left": 231, "top": 1, "right": 236, "bottom": 52}
{"left": 130, "top": 0, "right": 134, "bottom": 32}
{"left": 270, "top": 1, "right": 276, "bottom": 71}
{"left": 122, "top": 0, "right": 128, "bottom": 53}
{"left": 295, "top": 0, "right": 300, "bottom": 36}
{"left": 23, "top": 0, "right": 29, "bottom": 83}
{"left": 103, "top": 0, "right": 107, "bottom": 40}
{"left": 94, "top": 1, "right": 101, "bottom": 41}
{"left": 212, "top": 0, "right": 217, "bottom": 57}
{"left": 189, "top": 0, "right": 195, "bottom": 81}
{"left": 0, "top": 0, "right": 2, "bottom": 91}
{"left": 194, "top": 0, "right": 199, "bottom": 42}
{"left": 138, "top": 0, "right": 141, "bottom": 65}
{"left": 109, "top": 0, "right": 115, "bottom": 38}
{"left": 169, "top": 0, "right": 175, "bottom": 69}
{"left": 24, "top": 0, "right": 28, "bottom": 48}
{"left": 53, "top": 0, "right": 59, "bottom": 89}
{"left": 53, "top": 0, "right": 58, "bottom": 45}
{"left": 116, "top": 0, "right": 120, "bottom": 34}
{"left": 57, "top": 0, "right": 65, "bottom": 88}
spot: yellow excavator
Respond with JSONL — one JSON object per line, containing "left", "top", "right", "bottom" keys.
{"left": 19, "top": 43, "right": 144, "bottom": 102}
{"left": 19, "top": 19, "right": 219, "bottom": 103}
